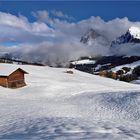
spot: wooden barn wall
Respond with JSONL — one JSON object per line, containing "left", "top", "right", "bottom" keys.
{"left": 0, "top": 77, "right": 7, "bottom": 87}
{"left": 8, "top": 70, "right": 26, "bottom": 88}
{"left": 0, "top": 70, "right": 27, "bottom": 88}
{"left": 8, "top": 70, "right": 24, "bottom": 81}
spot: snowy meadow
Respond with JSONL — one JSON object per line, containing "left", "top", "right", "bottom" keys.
{"left": 0, "top": 63, "right": 140, "bottom": 139}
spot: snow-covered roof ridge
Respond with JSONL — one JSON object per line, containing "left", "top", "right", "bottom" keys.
{"left": 0, "top": 64, "right": 27, "bottom": 76}
{"left": 128, "top": 26, "right": 140, "bottom": 39}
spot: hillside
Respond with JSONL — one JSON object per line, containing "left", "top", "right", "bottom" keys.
{"left": 0, "top": 63, "right": 140, "bottom": 139}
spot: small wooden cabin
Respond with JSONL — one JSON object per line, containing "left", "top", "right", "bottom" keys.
{"left": 99, "top": 70, "right": 108, "bottom": 77}
{"left": 0, "top": 66, "right": 28, "bottom": 88}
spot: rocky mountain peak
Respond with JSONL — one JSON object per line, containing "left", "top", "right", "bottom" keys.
{"left": 80, "top": 28, "right": 100, "bottom": 44}
{"left": 111, "top": 26, "right": 140, "bottom": 47}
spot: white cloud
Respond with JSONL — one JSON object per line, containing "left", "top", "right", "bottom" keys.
{"left": 0, "top": 11, "right": 54, "bottom": 44}
{"left": 0, "top": 11, "right": 140, "bottom": 65}
{"left": 51, "top": 10, "right": 74, "bottom": 20}
{"left": 112, "top": 43, "right": 140, "bottom": 56}
{"left": 0, "top": 12, "right": 29, "bottom": 31}
{"left": 32, "top": 10, "right": 49, "bottom": 21}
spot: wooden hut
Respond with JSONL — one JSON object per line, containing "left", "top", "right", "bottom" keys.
{"left": 99, "top": 70, "right": 108, "bottom": 77}
{"left": 0, "top": 66, "right": 28, "bottom": 88}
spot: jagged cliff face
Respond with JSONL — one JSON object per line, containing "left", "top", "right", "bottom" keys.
{"left": 80, "top": 28, "right": 110, "bottom": 48}
{"left": 80, "top": 26, "right": 140, "bottom": 48}
{"left": 71, "top": 26, "right": 140, "bottom": 75}
{"left": 111, "top": 26, "right": 140, "bottom": 47}
{"left": 80, "top": 29, "right": 101, "bottom": 44}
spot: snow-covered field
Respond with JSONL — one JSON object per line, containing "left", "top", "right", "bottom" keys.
{"left": 0, "top": 63, "right": 140, "bottom": 139}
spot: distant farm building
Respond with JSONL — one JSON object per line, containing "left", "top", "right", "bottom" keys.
{"left": 99, "top": 70, "right": 108, "bottom": 77}
{"left": 99, "top": 70, "right": 117, "bottom": 79}
{"left": 65, "top": 70, "right": 74, "bottom": 74}
{"left": 0, "top": 66, "right": 28, "bottom": 88}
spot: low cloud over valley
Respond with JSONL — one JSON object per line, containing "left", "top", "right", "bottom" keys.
{"left": 0, "top": 10, "right": 140, "bottom": 65}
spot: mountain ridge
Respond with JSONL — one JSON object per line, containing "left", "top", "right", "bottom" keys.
{"left": 111, "top": 26, "right": 140, "bottom": 47}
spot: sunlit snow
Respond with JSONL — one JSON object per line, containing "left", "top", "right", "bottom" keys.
{"left": 0, "top": 63, "right": 140, "bottom": 139}
{"left": 71, "top": 59, "right": 96, "bottom": 65}
{"left": 128, "top": 26, "right": 140, "bottom": 39}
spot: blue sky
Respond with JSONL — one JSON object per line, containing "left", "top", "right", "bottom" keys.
{"left": 0, "top": 1, "right": 140, "bottom": 22}
{"left": 0, "top": 1, "right": 140, "bottom": 63}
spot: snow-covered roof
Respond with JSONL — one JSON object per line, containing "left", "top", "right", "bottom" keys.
{"left": 128, "top": 26, "right": 140, "bottom": 39}
{"left": 0, "top": 64, "right": 27, "bottom": 76}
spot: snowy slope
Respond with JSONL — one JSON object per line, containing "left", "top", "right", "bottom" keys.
{"left": 129, "top": 26, "right": 140, "bottom": 39}
{"left": 0, "top": 63, "right": 140, "bottom": 139}
{"left": 0, "top": 63, "right": 139, "bottom": 97}
{"left": 71, "top": 59, "right": 96, "bottom": 65}
{"left": 112, "top": 60, "right": 140, "bottom": 72}
{"left": 111, "top": 26, "right": 140, "bottom": 49}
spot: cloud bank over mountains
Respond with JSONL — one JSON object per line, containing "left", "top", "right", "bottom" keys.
{"left": 0, "top": 10, "right": 140, "bottom": 65}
